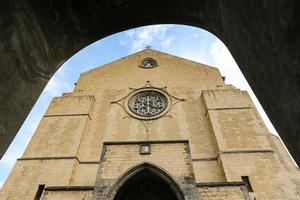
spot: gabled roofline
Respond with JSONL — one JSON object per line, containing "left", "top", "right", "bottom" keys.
{"left": 80, "top": 48, "right": 219, "bottom": 77}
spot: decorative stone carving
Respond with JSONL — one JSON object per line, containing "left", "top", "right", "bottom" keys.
{"left": 128, "top": 90, "right": 167, "bottom": 117}
{"left": 111, "top": 81, "right": 185, "bottom": 132}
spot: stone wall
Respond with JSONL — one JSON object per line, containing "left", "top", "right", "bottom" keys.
{"left": 0, "top": 159, "right": 76, "bottom": 199}
{"left": 93, "top": 141, "right": 200, "bottom": 200}
{"left": 41, "top": 186, "right": 93, "bottom": 200}
{"left": 197, "top": 183, "right": 249, "bottom": 200}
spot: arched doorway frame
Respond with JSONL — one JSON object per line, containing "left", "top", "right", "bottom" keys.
{"left": 106, "top": 162, "right": 186, "bottom": 200}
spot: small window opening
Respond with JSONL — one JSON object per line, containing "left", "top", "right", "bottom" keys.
{"left": 34, "top": 184, "right": 45, "bottom": 200}
{"left": 242, "top": 176, "right": 253, "bottom": 192}
{"left": 140, "top": 58, "right": 158, "bottom": 68}
{"left": 140, "top": 143, "right": 151, "bottom": 154}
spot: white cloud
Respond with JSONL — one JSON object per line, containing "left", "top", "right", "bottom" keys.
{"left": 210, "top": 39, "right": 246, "bottom": 88}
{"left": 125, "top": 29, "right": 135, "bottom": 39}
{"left": 43, "top": 78, "right": 60, "bottom": 96}
{"left": 0, "top": 149, "right": 19, "bottom": 167}
{"left": 193, "top": 33, "right": 199, "bottom": 38}
{"left": 0, "top": 180, "right": 3, "bottom": 189}
{"left": 175, "top": 48, "right": 212, "bottom": 65}
{"left": 122, "top": 25, "right": 174, "bottom": 52}
{"left": 161, "top": 36, "right": 174, "bottom": 49}
{"left": 43, "top": 68, "right": 72, "bottom": 97}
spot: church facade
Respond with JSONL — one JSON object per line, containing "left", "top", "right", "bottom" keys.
{"left": 1, "top": 49, "right": 299, "bottom": 199}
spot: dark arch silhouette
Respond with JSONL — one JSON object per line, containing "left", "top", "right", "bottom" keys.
{"left": 107, "top": 163, "right": 185, "bottom": 200}
{"left": 0, "top": 0, "right": 299, "bottom": 165}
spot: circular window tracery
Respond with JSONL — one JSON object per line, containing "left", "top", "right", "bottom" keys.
{"left": 128, "top": 90, "right": 167, "bottom": 117}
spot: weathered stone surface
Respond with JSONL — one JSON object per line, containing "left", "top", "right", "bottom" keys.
{"left": 197, "top": 184, "right": 250, "bottom": 200}
{"left": 0, "top": 0, "right": 299, "bottom": 166}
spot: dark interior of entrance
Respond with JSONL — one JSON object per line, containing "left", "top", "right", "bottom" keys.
{"left": 114, "top": 170, "right": 179, "bottom": 200}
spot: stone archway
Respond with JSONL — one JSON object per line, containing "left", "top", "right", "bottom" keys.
{"left": 113, "top": 170, "right": 182, "bottom": 200}
{"left": 0, "top": 0, "right": 299, "bottom": 165}
{"left": 106, "top": 163, "right": 185, "bottom": 200}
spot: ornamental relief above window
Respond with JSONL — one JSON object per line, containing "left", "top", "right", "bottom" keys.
{"left": 111, "top": 81, "right": 185, "bottom": 132}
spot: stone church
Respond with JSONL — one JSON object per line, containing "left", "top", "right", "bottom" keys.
{"left": 1, "top": 49, "right": 299, "bottom": 199}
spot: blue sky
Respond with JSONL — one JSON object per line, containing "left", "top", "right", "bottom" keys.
{"left": 0, "top": 24, "right": 278, "bottom": 188}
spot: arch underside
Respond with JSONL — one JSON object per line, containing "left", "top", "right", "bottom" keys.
{"left": 0, "top": 0, "right": 299, "bottom": 165}
{"left": 104, "top": 163, "right": 185, "bottom": 200}
{"left": 112, "top": 166, "right": 184, "bottom": 200}
{"left": 114, "top": 175, "right": 177, "bottom": 200}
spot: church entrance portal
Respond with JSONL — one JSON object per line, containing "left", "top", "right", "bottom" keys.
{"left": 111, "top": 163, "right": 185, "bottom": 200}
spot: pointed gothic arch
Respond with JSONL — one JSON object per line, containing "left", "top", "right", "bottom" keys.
{"left": 107, "top": 162, "right": 185, "bottom": 200}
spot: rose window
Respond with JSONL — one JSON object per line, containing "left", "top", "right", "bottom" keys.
{"left": 129, "top": 90, "right": 167, "bottom": 117}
